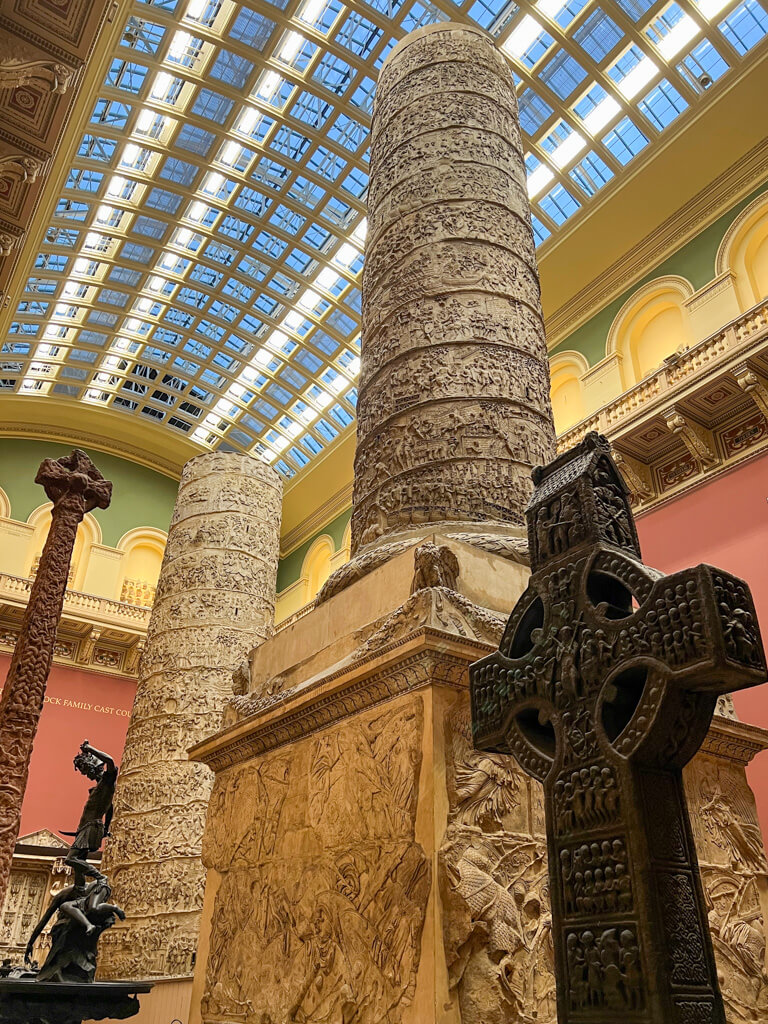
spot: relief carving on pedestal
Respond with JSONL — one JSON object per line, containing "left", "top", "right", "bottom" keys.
{"left": 200, "top": 698, "right": 430, "bottom": 1024}
{"left": 685, "top": 755, "right": 768, "bottom": 1022}
{"left": 440, "top": 701, "right": 556, "bottom": 1024}
{"left": 351, "top": 543, "right": 504, "bottom": 661}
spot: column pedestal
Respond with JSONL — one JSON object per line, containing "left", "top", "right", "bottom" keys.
{"left": 190, "top": 541, "right": 768, "bottom": 1024}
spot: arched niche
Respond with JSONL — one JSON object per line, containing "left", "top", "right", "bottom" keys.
{"left": 117, "top": 528, "right": 167, "bottom": 607}
{"left": 607, "top": 277, "right": 694, "bottom": 388}
{"left": 302, "top": 535, "right": 334, "bottom": 602}
{"left": 549, "top": 352, "right": 588, "bottom": 434}
{"left": 339, "top": 521, "right": 351, "bottom": 564}
{"left": 25, "top": 503, "right": 102, "bottom": 591}
{"left": 716, "top": 193, "right": 768, "bottom": 310}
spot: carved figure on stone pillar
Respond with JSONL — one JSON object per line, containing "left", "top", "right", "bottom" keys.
{"left": 440, "top": 701, "right": 555, "bottom": 1024}
{"left": 314, "top": 24, "right": 555, "bottom": 601}
{"left": 99, "top": 453, "right": 282, "bottom": 980}
{"left": 470, "top": 431, "right": 767, "bottom": 1023}
{"left": 199, "top": 698, "right": 430, "bottom": 1024}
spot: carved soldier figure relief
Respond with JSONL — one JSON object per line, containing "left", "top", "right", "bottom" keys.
{"left": 471, "top": 432, "right": 767, "bottom": 1023}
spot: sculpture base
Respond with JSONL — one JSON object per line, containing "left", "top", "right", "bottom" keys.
{"left": 0, "top": 979, "right": 153, "bottom": 1024}
{"left": 188, "top": 535, "right": 768, "bottom": 1024}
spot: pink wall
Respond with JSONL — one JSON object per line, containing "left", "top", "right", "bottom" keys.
{"left": 0, "top": 656, "right": 135, "bottom": 841}
{"left": 636, "top": 451, "right": 768, "bottom": 832}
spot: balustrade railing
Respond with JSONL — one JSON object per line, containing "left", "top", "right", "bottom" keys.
{"left": 558, "top": 297, "right": 768, "bottom": 453}
{"left": 0, "top": 573, "right": 151, "bottom": 625}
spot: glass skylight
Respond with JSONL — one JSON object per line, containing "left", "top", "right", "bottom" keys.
{"left": 3, "top": 0, "right": 766, "bottom": 478}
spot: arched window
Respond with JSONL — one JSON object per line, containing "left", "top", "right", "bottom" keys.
{"left": 607, "top": 277, "right": 694, "bottom": 388}
{"left": 25, "top": 504, "right": 102, "bottom": 591}
{"left": 716, "top": 194, "right": 768, "bottom": 310}
{"left": 549, "top": 353, "right": 588, "bottom": 434}
{"left": 117, "top": 528, "right": 167, "bottom": 607}
{"left": 302, "top": 535, "right": 334, "bottom": 602}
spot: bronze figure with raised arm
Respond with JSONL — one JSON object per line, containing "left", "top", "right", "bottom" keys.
{"left": 63, "top": 740, "right": 117, "bottom": 885}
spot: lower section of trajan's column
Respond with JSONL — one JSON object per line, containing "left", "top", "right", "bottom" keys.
{"left": 99, "top": 452, "right": 281, "bottom": 980}
{"left": 352, "top": 24, "right": 556, "bottom": 555}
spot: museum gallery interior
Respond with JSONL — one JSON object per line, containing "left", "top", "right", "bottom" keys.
{"left": 0, "top": 0, "right": 768, "bottom": 1021}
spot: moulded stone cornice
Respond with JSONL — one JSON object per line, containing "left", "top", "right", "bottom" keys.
{"left": 190, "top": 628, "right": 492, "bottom": 772}
{"left": 701, "top": 717, "right": 768, "bottom": 766}
{"left": 544, "top": 138, "right": 768, "bottom": 350}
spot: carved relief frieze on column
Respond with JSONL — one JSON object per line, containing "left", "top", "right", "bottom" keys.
{"left": 98, "top": 452, "right": 282, "bottom": 980}
{"left": 351, "top": 24, "right": 556, "bottom": 556}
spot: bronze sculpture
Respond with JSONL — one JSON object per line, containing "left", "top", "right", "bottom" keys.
{"left": 62, "top": 741, "right": 117, "bottom": 885}
{"left": 25, "top": 878, "right": 125, "bottom": 984}
{"left": 470, "top": 432, "right": 767, "bottom": 1023}
{"left": 0, "top": 450, "right": 112, "bottom": 908}
{"left": 24, "top": 740, "right": 122, "bottom": 983}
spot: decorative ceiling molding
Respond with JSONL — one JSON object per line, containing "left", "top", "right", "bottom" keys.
{"left": 0, "top": 417, "right": 184, "bottom": 479}
{"left": 0, "top": 0, "right": 114, "bottom": 299}
{"left": 545, "top": 136, "right": 768, "bottom": 348}
{"left": 279, "top": 479, "right": 353, "bottom": 558}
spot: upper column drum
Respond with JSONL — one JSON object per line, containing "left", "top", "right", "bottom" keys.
{"left": 352, "top": 24, "right": 556, "bottom": 555}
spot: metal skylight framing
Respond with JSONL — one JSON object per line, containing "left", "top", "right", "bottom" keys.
{"left": 3, "top": 0, "right": 767, "bottom": 479}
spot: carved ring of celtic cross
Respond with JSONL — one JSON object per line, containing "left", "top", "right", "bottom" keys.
{"left": 472, "top": 467, "right": 765, "bottom": 781}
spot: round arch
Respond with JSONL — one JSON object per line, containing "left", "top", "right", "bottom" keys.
{"left": 715, "top": 192, "right": 768, "bottom": 310}
{"left": 0, "top": 486, "right": 10, "bottom": 519}
{"left": 549, "top": 351, "right": 589, "bottom": 434}
{"left": 25, "top": 503, "right": 102, "bottom": 590}
{"left": 606, "top": 276, "right": 694, "bottom": 387}
{"left": 302, "top": 535, "right": 335, "bottom": 601}
{"left": 117, "top": 527, "right": 167, "bottom": 606}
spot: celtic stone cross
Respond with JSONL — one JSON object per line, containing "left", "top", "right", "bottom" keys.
{"left": 470, "top": 431, "right": 766, "bottom": 1024}
{"left": 0, "top": 450, "right": 111, "bottom": 907}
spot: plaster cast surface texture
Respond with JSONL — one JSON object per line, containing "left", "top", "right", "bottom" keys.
{"left": 350, "top": 24, "right": 555, "bottom": 557}
{"left": 98, "top": 452, "right": 281, "bottom": 980}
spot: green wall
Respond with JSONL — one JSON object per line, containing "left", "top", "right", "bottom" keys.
{"left": 276, "top": 507, "right": 351, "bottom": 592}
{"left": 550, "top": 182, "right": 768, "bottom": 368}
{"left": 0, "top": 438, "right": 178, "bottom": 546}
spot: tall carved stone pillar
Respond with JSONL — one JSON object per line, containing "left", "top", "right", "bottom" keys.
{"left": 99, "top": 452, "right": 281, "bottom": 980}
{"left": 352, "top": 24, "right": 556, "bottom": 555}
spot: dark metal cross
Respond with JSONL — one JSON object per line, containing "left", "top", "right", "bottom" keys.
{"left": 470, "top": 432, "right": 766, "bottom": 1024}
{"left": 0, "top": 450, "right": 111, "bottom": 908}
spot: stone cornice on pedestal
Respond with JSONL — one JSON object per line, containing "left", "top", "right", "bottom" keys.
{"left": 190, "top": 628, "right": 491, "bottom": 773}
{"left": 190, "top": 622, "right": 768, "bottom": 777}
{"left": 702, "top": 716, "right": 768, "bottom": 766}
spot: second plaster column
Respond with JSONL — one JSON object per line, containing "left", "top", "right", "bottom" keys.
{"left": 99, "top": 452, "right": 282, "bottom": 980}
{"left": 352, "top": 24, "right": 556, "bottom": 555}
